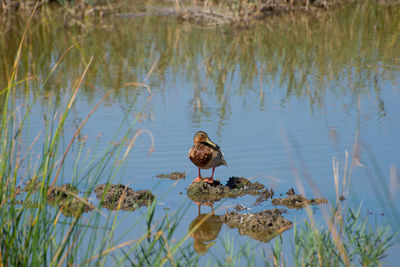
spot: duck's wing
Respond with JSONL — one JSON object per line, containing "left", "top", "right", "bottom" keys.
{"left": 208, "top": 144, "right": 228, "bottom": 167}
{"left": 213, "top": 149, "right": 228, "bottom": 166}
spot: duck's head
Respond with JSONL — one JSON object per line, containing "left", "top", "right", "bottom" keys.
{"left": 193, "top": 240, "right": 215, "bottom": 255}
{"left": 193, "top": 131, "right": 216, "bottom": 147}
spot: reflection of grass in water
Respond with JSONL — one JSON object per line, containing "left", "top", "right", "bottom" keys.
{"left": 1, "top": 1, "right": 399, "bottom": 112}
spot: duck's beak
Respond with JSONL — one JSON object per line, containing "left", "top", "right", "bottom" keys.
{"left": 205, "top": 138, "right": 217, "bottom": 147}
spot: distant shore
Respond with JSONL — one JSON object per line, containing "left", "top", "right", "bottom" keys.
{"left": 0, "top": 0, "right": 377, "bottom": 27}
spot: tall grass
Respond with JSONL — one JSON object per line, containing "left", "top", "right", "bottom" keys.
{"left": 0, "top": 8, "right": 197, "bottom": 266}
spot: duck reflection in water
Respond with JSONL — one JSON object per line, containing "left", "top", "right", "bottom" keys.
{"left": 189, "top": 201, "right": 223, "bottom": 255}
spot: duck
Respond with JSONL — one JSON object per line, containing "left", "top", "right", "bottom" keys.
{"left": 188, "top": 131, "right": 227, "bottom": 183}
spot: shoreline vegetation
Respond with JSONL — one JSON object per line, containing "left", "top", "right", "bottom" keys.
{"left": 2, "top": 0, "right": 395, "bottom": 28}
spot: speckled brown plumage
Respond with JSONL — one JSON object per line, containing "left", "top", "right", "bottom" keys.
{"left": 189, "top": 131, "right": 227, "bottom": 183}
{"left": 189, "top": 143, "right": 214, "bottom": 168}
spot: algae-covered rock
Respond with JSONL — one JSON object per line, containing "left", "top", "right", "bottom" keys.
{"left": 47, "top": 184, "right": 79, "bottom": 202}
{"left": 187, "top": 180, "right": 227, "bottom": 204}
{"left": 187, "top": 177, "right": 267, "bottom": 205}
{"left": 156, "top": 171, "right": 186, "bottom": 180}
{"left": 272, "top": 188, "right": 327, "bottom": 209}
{"left": 226, "top": 177, "right": 264, "bottom": 191}
{"left": 94, "top": 183, "right": 155, "bottom": 211}
{"left": 47, "top": 184, "right": 93, "bottom": 217}
{"left": 224, "top": 208, "right": 292, "bottom": 243}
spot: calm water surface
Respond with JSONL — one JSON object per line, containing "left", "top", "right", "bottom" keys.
{"left": 1, "top": 2, "right": 400, "bottom": 264}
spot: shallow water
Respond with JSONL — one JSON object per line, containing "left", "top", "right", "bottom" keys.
{"left": 1, "top": 2, "right": 400, "bottom": 264}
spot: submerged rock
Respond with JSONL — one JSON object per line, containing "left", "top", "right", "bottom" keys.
{"left": 94, "top": 183, "right": 155, "bottom": 211}
{"left": 224, "top": 208, "right": 292, "bottom": 243}
{"left": 156, "top": 171, "right": 186, "bottom": 180}
{"left": 272, "top": 188, "right": 327, "bottom": 209}
{"left": 187, "top": 177, "right": 267, "bottom": 204}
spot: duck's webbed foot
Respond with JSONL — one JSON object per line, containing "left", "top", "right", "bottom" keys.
{"left": 203, "top": 177, "right": 214, "bottom": 183}
{"left": 192, "top": 176, "right": 202, "bottom": 183}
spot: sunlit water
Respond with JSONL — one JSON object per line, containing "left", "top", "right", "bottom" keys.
{"left": 1, "top": 2, "right": 400, "bottom": 264}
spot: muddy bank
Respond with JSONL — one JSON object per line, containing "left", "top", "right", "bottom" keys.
{"left": 1, "top": 0, "right": 347, "bottom": 29}
{"left": 176, "top": 0, "right": 341, "bottom": 27}
{"left": 47, "top": 184, "right": 93, "bottom": 217}
{"left": 224, "top": 208, "right": 292, "bottom": 243}
{"left": 118, "top": 1, "right": 341, "bottom": 26}
{"left": 156, "top": 171, "right": 186, "bottom": 180}
{"left": 187, "top": 177, "right": 266, "bottom": 204}
{"left": 272, "top": 188, "right": 327, "bottom": 209}
{"left": 94, "top": 183, "right": 155, "bottom": 211}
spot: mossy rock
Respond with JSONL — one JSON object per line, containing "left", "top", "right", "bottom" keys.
{"left": 47, "top": 184, "right": 79, "bottom": 203}
{"left": 94, "top": 183, "right": 155, "bottom": 211}
{"left": 187, "top": 177, "right": 267, "bottom": 204}
{"left": 271, "top": 188, "right": 327, "bottom": 209}
{"left": 47, "top": 184, "right": 92, "bottom": 217}
{"left": 156, "top": 171, "right": 186, "bottom": 180}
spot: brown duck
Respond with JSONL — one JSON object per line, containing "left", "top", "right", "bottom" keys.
{"left": 189, "top": 131, "right": 227, "bottom": 183}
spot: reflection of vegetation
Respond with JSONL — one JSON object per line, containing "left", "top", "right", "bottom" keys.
{"left": 1, "top": 2, "right": 399, "bottom": 120}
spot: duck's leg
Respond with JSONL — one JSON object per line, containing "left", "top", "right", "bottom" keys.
{"left": 192, "top": 168, "right": 203, "bottom": 183}
{"left": 204, "top": 167, "right": 215, "bottom": 183}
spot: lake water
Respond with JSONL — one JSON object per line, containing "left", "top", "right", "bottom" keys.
{"left": 1, "top": 2, "right": 400, "bottom": 265}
